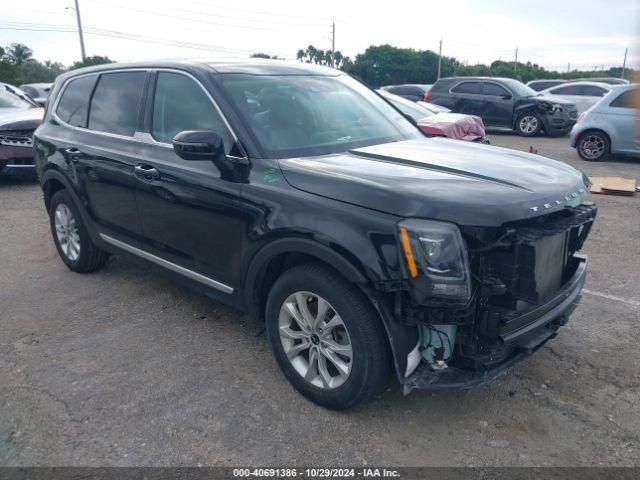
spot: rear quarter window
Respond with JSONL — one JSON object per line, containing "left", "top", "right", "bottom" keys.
{"left": 55, "top": 75, "right": 97, "bottom": 128}
{"left": 609, "top": 89, "right": 640, "bottom": 109}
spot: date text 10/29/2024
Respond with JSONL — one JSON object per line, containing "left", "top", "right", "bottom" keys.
{"left": 233, "top": 468, "right": 401, "bottom": 478}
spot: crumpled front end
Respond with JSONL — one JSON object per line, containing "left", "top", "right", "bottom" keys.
{"left": 395, "top": 202, "right": 597, "bottom": 392}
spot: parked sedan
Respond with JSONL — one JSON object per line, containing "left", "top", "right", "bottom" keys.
{"left": 378, "top": 89, "right": 488, "bottom": 142}
{"left": 381, "top": 84, "right": 432, "bottom": 102}
{"left": 570, "top": 83, "right": 639, "bottom": 161}
{"left": 527, "top": 79, "right": 567, "bottom": 92}
{"left": 0, "top": 83, "right": 43, "bottom": 179}
{"left": 540, "top": 81, "right": 613, "bottom": 114}
{"left": 19, "top": 83, "right": 53, "bottom": 107}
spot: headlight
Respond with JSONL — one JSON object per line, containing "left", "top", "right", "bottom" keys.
{"left": 398, "top": 219, "right": 471, "bottom": 302}
{"left": 551, "top": 103, "right": 564, "bottom": 113}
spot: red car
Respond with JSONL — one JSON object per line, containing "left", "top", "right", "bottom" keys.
{"left": 0, "top": 83, "right": 43, "bottom": 179}
{"left": 378, "top": 89, "right": 489, "bottom": 143}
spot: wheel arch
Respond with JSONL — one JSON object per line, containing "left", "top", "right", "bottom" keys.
{"left": 243, "top": 238, "right": 368, "bottom": 318}
{"left": 577, "top": 128, "right": 612, "bottom": 151}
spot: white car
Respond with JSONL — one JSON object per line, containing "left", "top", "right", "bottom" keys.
{"left": 539, "top": 81, "right": 613, "bottom": 114}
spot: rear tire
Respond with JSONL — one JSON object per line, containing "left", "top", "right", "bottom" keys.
{"left": 49, "top": 190, "right": 109, "bottom": 273}
{"left": 577, "top": 131, "right": 610, "bottom": 161}
{"left": 265, "top": 263, "right": 392, "bottom": 410}
{"left": 515, "top": 112, "right": 543, "bottom": 136}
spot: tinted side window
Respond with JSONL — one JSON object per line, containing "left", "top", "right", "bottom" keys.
{"left": 550, "top": 85, "right": 582, "bottom": 95}
{"left": 56, "top": 75, "right": 97, "bottom": 127}
{"left": 483, "top": 83, "right": 509, "bottom": 96}
{"left": 582, "top": 85, "right": 608, "bottom": 97}
{"left": 88, "top": 72, "right": 145, "bottom": 136}
{"left": 451, "top": 82, "right": 482, "bottom": 94}
{"left": 610, "top": 89, "right": 640, "bottom": 109}
{"left": 151, "top": 72, "right": 234, "bottom": 154}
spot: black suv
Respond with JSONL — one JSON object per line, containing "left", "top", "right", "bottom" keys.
{"left": 34, "top": 61, "right": 595, "bottom": 409}
{"left": 427, "top": 77, "right": 578, "bottom": 136}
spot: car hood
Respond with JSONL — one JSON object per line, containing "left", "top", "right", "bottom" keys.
{"left": 532, "top": 95, "right": 574, "bottom": 106}
{"left": 278, "top": 138, "right": 589, "bottom": 227}
{"left": 0, "top": 107, "right": 44, "bottom": 131}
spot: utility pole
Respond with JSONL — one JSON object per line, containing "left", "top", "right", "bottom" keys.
{"left": 622, "top": 47, "right": 628, "bottom": 79}
{"left": 331, "top": 21, "right": 335, "bottom": 68}
{"left": 73, "top": 0, "right": 86, "bottom": 61}
{"left": 437, "top": 38, "right": 442, "bottom": 80}
{"left": 514, "top": 47, "right": 518, "bottom": 74}
{"left": 568, "top": 62, "right": 570, "bottom": 73}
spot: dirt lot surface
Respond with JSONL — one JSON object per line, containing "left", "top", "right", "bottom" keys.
{"left": 1, "top": 133, "right": 639, "bottom": 467}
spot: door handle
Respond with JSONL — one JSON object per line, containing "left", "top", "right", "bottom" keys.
{"left": 63, "top": 147, "right": 83, "bottom": 161}
{"left": 134, "top": 164, "right": 160, "bottom": 181}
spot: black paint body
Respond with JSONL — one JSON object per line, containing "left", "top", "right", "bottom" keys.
{"left": 34, "top": 61, "right": 595, "bottom": 387}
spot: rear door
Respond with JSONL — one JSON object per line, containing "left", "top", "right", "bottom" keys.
{"left": 481, "top": 81, "right": 514, "bottom": 127}
{"left": 448, "top": 81, "right": 484, "bottom": 117}
{"left": 52, "top": 70, "right": 148, "bottom": 245}
{"left": 133, "top": 70, "right": 244, "bottom": 291}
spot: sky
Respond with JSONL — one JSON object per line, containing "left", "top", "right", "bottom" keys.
{"left": 1, "top": 0, "right": 639, "bottom": 72}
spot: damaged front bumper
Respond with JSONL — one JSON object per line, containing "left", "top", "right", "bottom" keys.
{"left": 403, "top": 255, "right": 587, "bottom": 393}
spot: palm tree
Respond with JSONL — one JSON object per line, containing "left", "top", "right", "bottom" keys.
{"left": 333, "top": 51, "right": 343, "bottom": 69}
{"left": 324, "top": 51, "right": 333, "bottom": 66}
{"left": 306, "top": 45, "right": 317, "bottom": 64}
{"left": 7, "top": 43, "right": 33, "bottom": 65}
{"left": 316, "top": 49, "right": 325, "bottom": 65}
{"left": 296, "top": 49, "right": 305, "bottom": 62}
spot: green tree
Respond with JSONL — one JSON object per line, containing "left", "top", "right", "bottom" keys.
{"left": 296, "top": 49, "right": 305, "bottom": 62}
{"left": 6, "top": 43, "right": 33, "bottom": 65}
{"left": 70, "top": 55, "right": 114, "bottom": 70}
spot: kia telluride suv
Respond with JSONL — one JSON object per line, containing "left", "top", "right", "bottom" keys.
{"left": 34, "top": 61, "right": 596, "bottom": 409}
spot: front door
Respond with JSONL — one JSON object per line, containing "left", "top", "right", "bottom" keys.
{"left": 481, "top": 81, "right": 514, "bottom": 127}
{"left": 134, "top": 71, "right": 244, "bottom": 290}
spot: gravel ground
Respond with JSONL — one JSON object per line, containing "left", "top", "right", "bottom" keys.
{"left": 0, "top": 133, "right": 639, "bottom": 467}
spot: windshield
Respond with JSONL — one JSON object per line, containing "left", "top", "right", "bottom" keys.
{"left": 218, "top": 74, "right": 421, "bottom": 158}
{"left": 501, "top": 79, "right": 539, "bottom": 97}
{"left": 0, "top": 86, "right": 35, "bottom": 108}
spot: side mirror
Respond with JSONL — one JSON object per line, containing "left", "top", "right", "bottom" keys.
{"left": 501, "top": 93, "right": 513, "bottom": 100}
{"left": 172, "top": 130, "right": 249, "bottom": 182}
{"left": 173, "top": 130, "right": 224, "bottom": 161}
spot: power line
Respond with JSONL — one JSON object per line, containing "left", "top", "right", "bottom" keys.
{"left": 91, "top": 1, "right": 328, "bottom": 30}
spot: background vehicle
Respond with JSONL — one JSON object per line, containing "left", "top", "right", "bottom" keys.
{"left": 0, "top": 83, "right": 43, "bottom": 179}
{"left": 19, "top": 83, "right": 52, "bottom": 107}
{"left": 378, "top": 89, "right": 488, "bottom": 142}
{"left": 570, "top": 83, "right": 640, "bottom": 161}
{"left": 527, "top": 79, "right": 567, "bottom": 92}
{"left": 569, "top": 77, "right": 630, "bottom": 86}
{"left": 381, "top": 84, "right": 432, "bottom": 102}
{"left": 427, "top": 76, "right": 577, "bottom": 136}
{"left": 540, "top": 81, "right": 613, "bottom": 114}
{"left": 35, "top": 61, "right": 594, "bottom": 409}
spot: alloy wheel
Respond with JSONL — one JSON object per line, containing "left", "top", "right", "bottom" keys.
{"left": 519, "top": 115, "right": 539, "bottom": 134}
{"left": 54, "top": 203, "right": 81, "bottom": 261}
{"left": 278, "top": 291, "right": 353, "bottom": 389}
{"left": 580, "top": 135, "right": 605, "bottom": 159}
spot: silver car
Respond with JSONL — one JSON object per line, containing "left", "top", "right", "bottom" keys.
{"left": 570, "top": 83, "right": 639, "bottom": 161}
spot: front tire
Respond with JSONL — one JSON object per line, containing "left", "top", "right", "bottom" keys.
{"left": 265, "top": 263, "right": 392, "bottom": 410}
{"left": 49, "top": 190, "right": 109, "bottom": 273}
{"left": 515, "top": 112, "right": 543, "bottom": 136}
{"left": 577, "top": 131, "right": 610, "bottom": 161}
